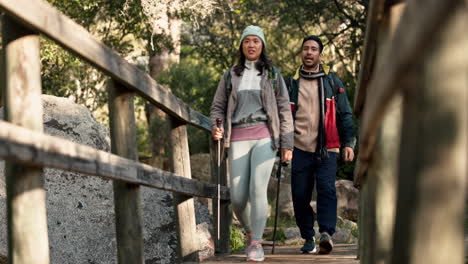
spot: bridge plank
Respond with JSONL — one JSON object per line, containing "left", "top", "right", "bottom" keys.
{"left": 0, "top": 0, "right": 210, "bottom": 131}
{"left": 0, "top": 120, "right": 229, "bottom": 200}
{"left": 204, "top": 244, "right": 359, "bottom": 263}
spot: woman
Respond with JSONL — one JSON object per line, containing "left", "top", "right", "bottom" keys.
{"left": 210, "top": 25, "right": 294, "bottom": 262}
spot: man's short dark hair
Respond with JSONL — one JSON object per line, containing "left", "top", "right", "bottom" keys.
{"left": 302, "top": 35, "right": 324, "bottom": 53}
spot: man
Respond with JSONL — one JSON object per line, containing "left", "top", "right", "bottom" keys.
{"left": 286, "top": 35, "right": 355, "bottom": 254}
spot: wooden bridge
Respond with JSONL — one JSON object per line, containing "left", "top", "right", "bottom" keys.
{"left": 0, "top": 0, "right": 466, "bottom": 264}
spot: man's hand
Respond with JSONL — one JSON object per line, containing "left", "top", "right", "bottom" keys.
{"left": 343, "top": 147, "right": 354, "bottom": 162}
{"left": 281, "top": 148, "right": 293, "bottom": 163}
{"left": 211, "top": 127, "right": 224, "bottom": 141}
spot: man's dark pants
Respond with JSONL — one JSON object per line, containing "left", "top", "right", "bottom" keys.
{"left": 291, "top": 147, "right": 338, "bottom": 240}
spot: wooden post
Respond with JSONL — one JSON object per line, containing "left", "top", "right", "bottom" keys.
{"left": 359, "top": 3, "right": 406, "bottom": 264}
{"left": 363, "top": 96, "right": 402, "bottom": 264}
{"left": 2, "top": 16, "right": 50, "bottom": 264}
{"left": 357, "top": 181, "right": 369, "bottom": 261}
{"left": 108, "top": 79, "right": 144, "bottom": 263}
{"left": 210, "top": 139, "right": 231, "bottom": 254}
{"left": 391, "top": 5, "right": 467, "bottom": 264}
{"left": 169, "top": 117, "right": 200, "bottom": 262}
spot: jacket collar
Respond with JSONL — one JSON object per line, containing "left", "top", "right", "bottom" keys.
{"left": 293, "top": 64, "right": 330, "bottom": 80}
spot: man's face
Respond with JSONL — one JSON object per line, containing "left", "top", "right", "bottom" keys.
{"left": 301, "top": 40, "right": 322, "bottom": 69}
{"left": 242, "top": 35, "right": 263, "bottom": 61}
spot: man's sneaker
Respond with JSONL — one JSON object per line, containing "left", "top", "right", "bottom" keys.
{"left": 246, "top": 240, "right": 265, "bottom": 262}
{"left": 318, "top": 232, "right": 333, "bottom": 254}
{"left": 300, "top": 238, "right": 316, "bottom": 253}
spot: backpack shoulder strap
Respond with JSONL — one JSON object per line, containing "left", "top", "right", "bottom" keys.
{"left": 326, "top": 71, "right": 340, "bottom": 96}
{"left": 225, "top": 68, "right": 233, "bottom": 97}
{"left": 285, "top": 76, "right": 299, "bottom": 119}
{"left": 269, "top": 66, "right": 281, "bottom": 95}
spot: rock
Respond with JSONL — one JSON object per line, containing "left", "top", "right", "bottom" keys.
{"left": 342, "top": 219, "right": 358, "bottom": 231}
{"left": 0, "top": 95, "right": 213, "bottom": 263}
{"left": 332, "top": 228, "right": 352, "bottom": 243}
{"left": 284, "top": 227, "right": 301, "bottom": 240}
{"left": 336, "top": 180, "right": 359, "bottom": 221}
{"left": 196, "top": 222, "right": 215, "bottom": 262}
{"left": 267, "top": 162, "right": 294, "bottom": 218}
{"left": 284, "top": 227, "right": 304, "bottom": 245}
{"left": 268, "top": 178, "right": 294, "bottom": 218}
{"left": 268, "top": 168, "right": 359, "bottom": 222}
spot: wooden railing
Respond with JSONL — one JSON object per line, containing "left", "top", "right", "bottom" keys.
{"left": 354, "top": 0, "right": 467, "bottom": 264}
{"left": 0, "top": 0, "right": 231, "bottom": 263}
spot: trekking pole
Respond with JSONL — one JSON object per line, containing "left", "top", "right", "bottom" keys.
{"left": 272, "top": 159, "right": 288, "bottom": 254}
{"left": 216, "top": 118, "right": 222, "bottom": 240}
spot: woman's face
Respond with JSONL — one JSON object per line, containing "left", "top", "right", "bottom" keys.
{"left": 242, "top": 35, "right": 263, "bottom": 61}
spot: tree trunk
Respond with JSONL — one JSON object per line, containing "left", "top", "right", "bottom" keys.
{"left": 146, "top": 16, "right": 181, "bottom": 170}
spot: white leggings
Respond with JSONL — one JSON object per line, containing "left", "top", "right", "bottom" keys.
{"left": 229, "top": 137, "right": 276, "bottom": 241}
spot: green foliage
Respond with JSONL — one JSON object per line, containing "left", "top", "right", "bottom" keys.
{"left": 40, "top": 38, "right": 107, "bottom": 112}
{"left": 263, "top": 228, "right": 286, "bottom": 243}
{"left": 351, "top": 224, "right": 359, "bottom": 238}
{"left": 229, "top": 225, "right": 246, "bottom": 252}
{"left": 337, "top": 157, "right": 356, "bottom": 181}
{"left": 265, "top": 215, "right": 296, "bottom": 228}
{"left": 157, "top": 59, "right": 218, "bottom": 116}
{"left": 157, "top": 58, "right": 219, "bottom": 154}
{"left": 136, "top": 119, "right": 152, "bottom": 158}
{"left": 41, "top": 0, "right": 150, "bottom": 112}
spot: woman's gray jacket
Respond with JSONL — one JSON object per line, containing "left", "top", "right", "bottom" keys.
{"left": 210, "top": 67, "right": 294, "bottom": 150}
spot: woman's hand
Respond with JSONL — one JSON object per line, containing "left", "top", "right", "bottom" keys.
{"left": 212, "top": 127, "right": 224, "bottom": 141}
{"left": 281, "top": 148, "right": 293, "bottom": 163}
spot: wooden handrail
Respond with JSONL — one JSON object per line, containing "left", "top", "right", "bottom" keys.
{"left": 356, "top": 0, "right": 461, "bottom": 181}
{"left": 0, "top": 0, "right": 211, "bottom": 131}
{"left": 0, "top": 120, "right": 230, "bottom": 200}
{"left": 353, "top": 0, "right": 385, "bottom": 116}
